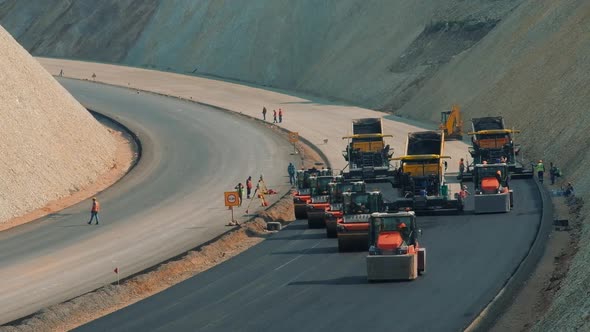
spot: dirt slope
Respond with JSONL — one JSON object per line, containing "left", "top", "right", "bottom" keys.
{"left": 400, "top": 2, "right": 590, "bottom": 329}
{"left": 397, "top": 0, "right": 590, "bottom": 195}
{"left": 0, "top": 25, "right": 116, "bottom": 223}
{"left": 1, "top": 0, "right": 589, "bottom": 329}
{"left": 0, "top": 0, "right": 521, "bottom": 108}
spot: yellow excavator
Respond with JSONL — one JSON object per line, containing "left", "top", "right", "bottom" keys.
{"left": 439, "top": 105, "right": 463, "bottom": 140}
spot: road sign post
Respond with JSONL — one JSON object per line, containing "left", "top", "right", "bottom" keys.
{"left": 224, "top": 191, "right": 240, "bottom": 225}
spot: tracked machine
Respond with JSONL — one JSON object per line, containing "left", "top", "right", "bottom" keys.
{"left": 366, "top": 211, "right": 426, "bottom": 281}
{"left": 473, "top": 163, "right": 513, "bottom": 214}
{"left": 341, "top": 118, "right": 396, "bottom": 183}
{"left": 463, "top": 116, "right": 533, "bottom": 180}
{"left": 392, "top": 131, "right": 463, "bottom": 213}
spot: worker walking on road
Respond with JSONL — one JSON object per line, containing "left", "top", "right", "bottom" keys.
{"left": 535, "top": 160, "right": 545, "bottom": 184}
{"left": 288, "top": 162, "right": 296, "bottom": 185}
{"left": 273, "top": 110, "right": 278, "bottom": 123}
{"left": 246, "top": 176, "right": 253, "bottom": 199}
{"left": 459, "top": 158, "right": 465, "bottom": 178}
{"left": 458, "top": 185, "right": 469, "bottom": 211}
{"left": 278, "top": 109, "right": 283, "bottom": 123}
{"left": 87, "top": 197, "right": 100, "bottom": 225}
{"left": 235, "top": 182, "right": 244, "bottom": 206}
{"left": 262, "top": 107, "right": 267, "bottom": 121}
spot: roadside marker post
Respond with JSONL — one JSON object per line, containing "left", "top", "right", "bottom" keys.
{"left": 289, "top": 132, "right": 299, "bottom": 155}
{"left": 224, "top": 191, "right": 240, "bottom": 225}
{"left": 114, "top": 267, "right": 119, "bottom": 286}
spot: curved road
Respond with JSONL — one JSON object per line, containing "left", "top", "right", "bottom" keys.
{"left": 0, "top": 79, "right": 295, "bottom": 324}
{"left": 78, "top": 179, "right": 541, "bottom": 332}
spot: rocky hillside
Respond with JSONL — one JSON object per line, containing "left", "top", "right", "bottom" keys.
{"left": 0, "top": 25, "right": 116, "bottom": 223}
{"left": 1, "top": 0, "right": 589, "bottom": 329}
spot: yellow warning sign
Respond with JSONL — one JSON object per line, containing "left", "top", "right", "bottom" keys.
{"left": 289, "top": 132, "right": 299, "bottom": 143}
{"left": 224, "top": 191, "right": 240, "bottom": 207}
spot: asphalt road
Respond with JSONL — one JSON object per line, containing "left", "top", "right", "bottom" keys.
{"left": 0, "top": 79, "right": 296, "bottom": 324}
{"left": 78, "top": 179, "right": 541, "bottom": 332}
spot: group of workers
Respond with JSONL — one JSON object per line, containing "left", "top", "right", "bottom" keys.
{"left": 234, "top": 175, "right": 268, "bottom": 207}
{"left": 262, "top": 106, "right": 284, "bottom": 123}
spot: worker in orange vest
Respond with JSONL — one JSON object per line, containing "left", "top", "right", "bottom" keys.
{"left": 87, "top": 197, "right": 100, "bottom": 225}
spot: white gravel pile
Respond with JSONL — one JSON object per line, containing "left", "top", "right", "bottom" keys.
{"left": 0, "top": 25, "right": 116, "bottom": 223}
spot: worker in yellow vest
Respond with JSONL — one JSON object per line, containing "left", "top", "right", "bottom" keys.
{"left": 535, "top": 160, "right": 545, "bottom": 184}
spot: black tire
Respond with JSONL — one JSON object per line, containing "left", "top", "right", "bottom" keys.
{"left": 307, "top": 219, "right": 320, "bottom": 229}
{"left": 307, "top": 214, "right": 325, "bottom": 229}
{"left": 326, "top": 228, "right": 337, "bottom": 238}
{"left": 338, "top": 239, "right": 348, "bottom": 252}
{"left": 294, "top": 205, "right": 307, "bottom": 220}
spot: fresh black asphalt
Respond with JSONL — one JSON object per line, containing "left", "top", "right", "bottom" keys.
{"left": 77, "top": 179, "right": 540, "bottom": 332}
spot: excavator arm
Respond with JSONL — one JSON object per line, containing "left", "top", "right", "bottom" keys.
{"left": 439, "top": 105, "right": 463, "bottom": 140}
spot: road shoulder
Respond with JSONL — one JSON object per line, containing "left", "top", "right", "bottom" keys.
{"left": 490, "top": 191, "right": 582, "bottom": 331}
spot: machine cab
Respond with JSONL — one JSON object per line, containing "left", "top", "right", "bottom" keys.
{"left": 368, "top": 211, "right": 418, "bottom": 254}
{"left": 342, "top": 191, "right": 383, "bottom": 215}
{"left": 473, "top": 163, "right": 510, "bottom": 194}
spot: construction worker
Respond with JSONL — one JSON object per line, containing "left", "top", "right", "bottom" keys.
{"left": 535, "top": 160, "right": 545, "bottom": 183}
{"left": 278, "top": 109, "right": 283, "bottom": 123}
{"left": 234, "top": 183, "right": 244, "bottom": 206}
{"left": 496, "top": 170, "right": 502, "bottom": 183}
{"left": 459, "top": 185, "right": 470, "bottom": 199}
{"left": 273, "top": 110, "right": 278, "bottom": 123}
{"left": 288, "top": 162, "right": 296, "bottom": 185}
{"left": 262, "top": 107, "right": 267, "bottom": 121}
{"left": 549, "top": 162, "right": 558, "bottom": 185}
{"left": 397, "top": 222, "right": 410, "bottom": 243}
{"left": 419, "top": 188, "right": 428, "bottom": 197}
{"left": 256, "top": 175, "right": 266, "bottom": 194}
{"left": 564, "top": 182, "right": 575, "bottom": 197}
{"left": 87, "top": 197, "right": 100, "bottom": 225}
{"left": 355, "top": 203, "right": 368, "bottom": 214}
{"left": 255, "top": 176, "right": 268, "bottom": 206}
{"left": 246, "top": 176, "right": 253, "bottom": 199}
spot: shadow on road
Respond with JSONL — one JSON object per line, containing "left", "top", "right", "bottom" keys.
{"left": 288, "top": 275, "right": 367, "bottom": 286}
{"left": 266, "top": 232, "right": 326, "bottom": 241}
{"left": 271, "top": 246, "right": 338, "bottom": 255}
{"left": 46, "top": 213, "right": 74, "bottom": 220}
{"left": 56, "top": 224, "right": 91, "bottom": 228}
{"left": 284, "top": 223, "right": 310, "bottom": 230}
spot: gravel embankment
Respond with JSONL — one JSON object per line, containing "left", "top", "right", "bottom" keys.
{"left": 0, "top": 25, "right": 116, "bottom": 223}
